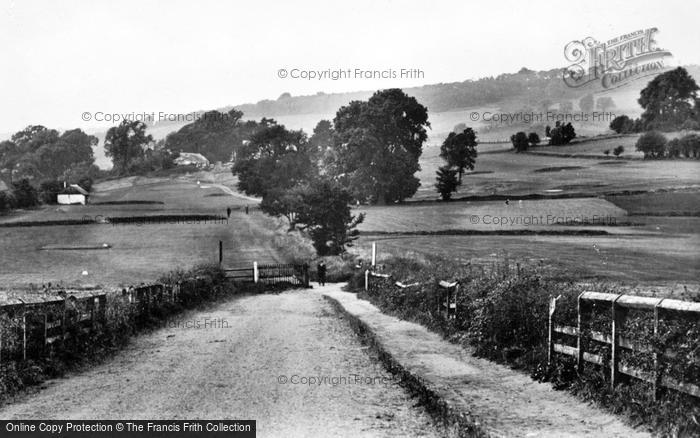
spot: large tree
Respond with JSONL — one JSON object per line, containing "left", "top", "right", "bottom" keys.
{"left": 329, "top": 89, "right": 430, "bottom": 204}
{"left": 164, "top": 109, "right": 247, "bottom": 162}
{"left": 639, "top": 67, "right": 699, "bottom": 130}
{"left": 295, "top": 180, "right": 364, "bottom": 255}
{"left": 104, "top": 120, "right": 153, "bottom": 173}
{"left": 439, "top": 127, "right": 477, "bottom": 182}
{"left": 232, "top": 120, "right": 316, "bottom": 197}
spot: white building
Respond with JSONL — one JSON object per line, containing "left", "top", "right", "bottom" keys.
{"left": 57, "top": 184, "right": 89, "bottom": 205}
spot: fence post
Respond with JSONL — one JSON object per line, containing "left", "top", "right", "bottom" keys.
{"left": 611, "top": 296, "right": 622, "bottom": 389}
{"left": 22, "top": 314, "right": 27, "bottom": 361}
{"left": 253, "top": 262, "right": 259, "bottom": 283}
{"left": 576, "top": 294, "right": 584, "bottom": 374}
{"left": 653, "top": 301, "right": 662, "bottom": 401}
{"left": 548, "top": 296, "right": 557, "bottom": 367}
{"left": 303, "top": 264, "right": 310, "bottom": 288}
{"left": 364, "top": 270, "right": 369, "bottom": 291}
{"left": 219, "top": 240, "right": 223, "bottom": 266}
{"left": 43, "top": 313, "right": 48, "bottom": 350}
{"left": 371, "top": 242, "right": 376, "bottom": 267}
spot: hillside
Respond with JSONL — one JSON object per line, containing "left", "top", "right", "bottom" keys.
{"left": 85, "top": 64, "right": 700, "bottom": 168}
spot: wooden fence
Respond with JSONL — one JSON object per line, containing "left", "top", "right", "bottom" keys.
{"left": 548, "top": 291, "right": 700, "bottom": 400}
{"left": 224, "top": 262, "right": 309, "bottom": 288}
{"left": 362, "top": 262, "right": 700, "bottom": 400}
{"left": 0, "top": 279, "right": 208, "bottom": 366}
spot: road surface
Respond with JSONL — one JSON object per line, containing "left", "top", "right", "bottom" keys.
{"left": 0, "top": 290, "right": 441, "bottom": 438}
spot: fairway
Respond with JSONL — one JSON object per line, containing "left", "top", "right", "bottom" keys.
{"left": 0, "top": 171, "right": 284, "bottom": 290}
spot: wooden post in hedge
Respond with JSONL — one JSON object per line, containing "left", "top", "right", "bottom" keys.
{"left": 371, "top": 242, "right": 376, "bottom": 267}
{"left": 611, "top": 296, "right": 621, "bottom": 389}
{"left": 653, "top": 301, "right": 662, "bottom": 401}
{"left": 576, "top": 294, "right": 584, "bottom": 374}
{"left": 548, "top": 296, "right": 557, "bottom": 367}
{"left": 22, "top": 314, "right": 27, "bottom": 361}
{"left": 219, "top": 240, "right": 223, "bottom": 266}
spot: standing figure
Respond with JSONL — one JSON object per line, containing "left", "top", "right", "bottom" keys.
{"left": 226, "top": 207, "right": 231, "bottom": 218}
{"left": 317, "top": 261, "right": 327, "bottom": 286}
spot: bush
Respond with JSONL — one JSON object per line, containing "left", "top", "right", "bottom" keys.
{"left": 11, "top": 178, "right": 39, "bottom": 208}
{"left": 38, "top": 180, "right": 63, "bottom": 204}
{"left": 609, "top": 115, "right": 634, "bottom": 134}
{"left": 0, "top": 191, "right": 16, "bottom": 212}
{"left": 511, "top": 131, "right": 529, "bottom": 152}
{"left": 612, "top": 145, "right": 624, "bottom": 157}
{"left": 636, "top": 131, "right": 667, "bottom": 159}
{"left": 603, "top": 149, "right": 610, "bottom": 156}
{"left": 527, "top": 132, "right": 540, "bottom": 146}
{"left": 678, "top": 133, "right": 700, "bottom": 158}
{"left": 548, "top": 122, "right": 576, "bottom": 145}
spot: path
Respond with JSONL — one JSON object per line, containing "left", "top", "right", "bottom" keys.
{"left": 0, "top": 290, "right": 442, "bottom": 438}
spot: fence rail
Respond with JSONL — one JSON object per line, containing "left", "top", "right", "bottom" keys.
{"left": 0, "top": 280, "right": 206, "bottom": 366}
{"left": 362, "top": 264, "right": 700, "bottom": 401}
{"left": 224, "top": 262, "right": 309, "bottom": 288}
{"left": 548, "top": 291, "right": 700, "bottom": 400}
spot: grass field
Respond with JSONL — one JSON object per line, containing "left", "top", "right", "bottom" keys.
{"left": 529, "top": 130, "right": 700, "bottom": 158}
{"left": 356, "top": 198, "right": 629, "bottom": 232}
{"left": 413, "top": 143, "right": 700, "bottom": 201}
{"left": 0, "top": 170, "right": 291, "bottom": 292}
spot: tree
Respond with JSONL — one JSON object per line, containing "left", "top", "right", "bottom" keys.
{"left": 39, "top": 180, "right": 63, "bottom": 204}
{"left": 528, "top": 132, "right": 540, "bottom": 146}
{"left": 666, "top": 139, "right": 681, "bottom": 158}
{"left": 309, "top": 120, "right": 334, "bottom": 169}
{"left": 329, "top": 89, "right": 430, "bottom": 204}
{"left": 596, "top": 96, "right": 616, "bottom": 113}
{"left": 104, "top": 120, "right": 153, "bottom": 173}
{"left": 678, "top": 134, "right": 700, "bottom": 158}
{"left": 260, "top": 186, "right": 306, "bottom": 230}
{"left": 635, "top": 131, "right": 667, "bottom": 159}
{"left": 11, "top": 179, "right": 38, "bottom": 208}
{"left": 549, "top": 122, "right": 576, "bottom": 145}
{"left": 435, "top": 165, "right": 459, "bottom": 201}
{"left": 439, "top": 128, "right": 477, "bottom": 182}
{"left": 610, "top": 115, "right": 634, "bottom": 134}
{"left": 613, "top": 145, "right": 625, "bottom": 157}
{"left": 232, "top": 120, "right": 315, "bottom": 197}
{"left": 579, "top": 94, "right": 594, "bottom": 113}
{"left": 511, "top": 131, "right": 529, "bottom": 152}
{"left": 639, "top": 67, "right": 699, "bottom": 130}
{"left": 294, "top": 180, "right": 365, "bottom": 256}
{"left": 164, "top": 109, "right": 246, "bottom": 162}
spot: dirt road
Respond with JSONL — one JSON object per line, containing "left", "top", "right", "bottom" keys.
{"left": 0, "top": 291, "right": 441, "bottom": 438}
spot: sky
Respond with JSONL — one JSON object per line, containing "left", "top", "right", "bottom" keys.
{"left": 0, "top": 0, "right": 699, "bottom": 134}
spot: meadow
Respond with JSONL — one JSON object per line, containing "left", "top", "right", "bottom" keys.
{"left": 0, "top": 170, "right": 294, "bottom": 292}
{"left": 352, "top": 135, "right": 700, "bottom": 293}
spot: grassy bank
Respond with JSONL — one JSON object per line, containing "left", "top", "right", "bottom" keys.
{"left": 347, "top": 255, "right": 700, "bottom": 436}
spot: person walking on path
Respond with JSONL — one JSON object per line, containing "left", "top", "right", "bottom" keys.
{"left": 317, "top": 262, "right": 327, "bottom": 286}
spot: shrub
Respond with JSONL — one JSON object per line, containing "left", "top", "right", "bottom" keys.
{"left": 11, "top": 178, "right": 39, "bottom": 208}
{"left": 38, "top": 180, "right": 63, "bottom": 204}
{"left": 0, "top": 191, "right": 16, "bottom": 212}
{"left": 527, "top": 132, "right": 540, "bottom": 146}
{"left": 609, "top": 115, "right": 634, "bottom": 134}
{"left": 603, "top": 149, "right": 610, "bottom": 156}
{"left": 511, "top": 131, "right": 529, "bottom": 152}
{"left": 635, "top": 131, "right": 667, "bottom": 159}
{"left": 678, "top": 133, "right": 700, "bottom": 158}
{"left": 612, "top": 145, "right": 624, "bottom": 157}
